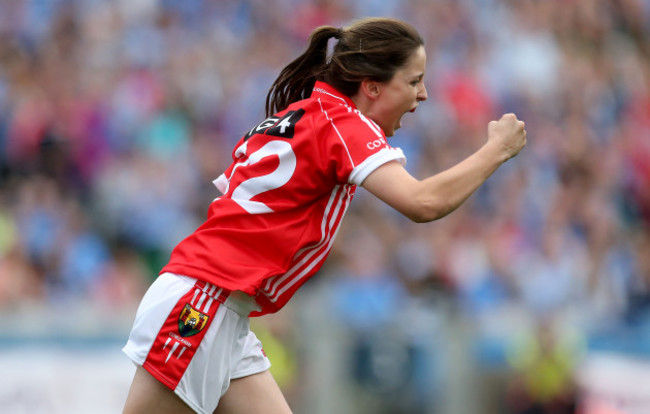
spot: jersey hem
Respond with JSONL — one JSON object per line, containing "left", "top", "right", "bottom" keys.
{"left": 160, "top": 265, "right": 259, "bottom": 297}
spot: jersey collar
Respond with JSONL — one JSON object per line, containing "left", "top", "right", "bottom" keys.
{"left": 312, "top": 81, "right": 358, "bottom": 109}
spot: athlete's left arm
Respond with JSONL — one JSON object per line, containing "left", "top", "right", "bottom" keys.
{"left": 362, "top": 113, "right": 526, "bottom": 223}
{"left": 361, "top": 155, "right": 496, "bottom": 223}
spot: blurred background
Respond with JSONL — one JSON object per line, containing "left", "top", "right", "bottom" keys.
{"left": 0, "top": 0, "right": 649, "bottom": 413}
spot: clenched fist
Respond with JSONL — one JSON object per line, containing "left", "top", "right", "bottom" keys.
{"left": 487, "top": 113, "right": 527, "bottom": 162}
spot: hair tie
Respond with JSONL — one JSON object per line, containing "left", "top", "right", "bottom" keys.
{"left": 335, "top": 28, "right": 343, "bottom": 39}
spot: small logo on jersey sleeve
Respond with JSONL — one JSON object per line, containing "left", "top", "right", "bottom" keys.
{"left": 366, "top": 137, "right": 388, "bottom": 150}
{"left": 178, "top": 303, "right": 209, "bottom": 337}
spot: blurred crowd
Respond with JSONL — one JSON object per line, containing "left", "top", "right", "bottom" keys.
{"left": 0, "top": 0, "right": 649, "bottom": 413}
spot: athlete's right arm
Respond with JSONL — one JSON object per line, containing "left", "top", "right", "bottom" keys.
{"left": 361, "top": 113, "right": 527, "bottom": 223}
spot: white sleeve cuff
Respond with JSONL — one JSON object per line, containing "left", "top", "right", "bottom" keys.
{"left": 348, "top": 147, "right": 407, "bottom": 186}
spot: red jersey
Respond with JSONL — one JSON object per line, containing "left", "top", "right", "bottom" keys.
{"left": 162, "top": 81, "right": 406, "bottom": 316}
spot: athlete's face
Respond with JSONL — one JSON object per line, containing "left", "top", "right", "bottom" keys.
{"left": 370, "top": 45, "right": 428, "bottom": 137}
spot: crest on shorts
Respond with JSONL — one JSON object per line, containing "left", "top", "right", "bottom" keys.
{"left": 178, "top": 303, "right": 209, "bottom": 337}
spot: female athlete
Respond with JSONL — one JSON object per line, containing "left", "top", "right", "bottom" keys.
{"left": 122, "top": 17, "right": 526, "bottom": 414}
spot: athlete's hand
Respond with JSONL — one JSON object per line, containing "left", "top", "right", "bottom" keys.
{"left": 487, "top": 113, "right": 527, "bottom": 162}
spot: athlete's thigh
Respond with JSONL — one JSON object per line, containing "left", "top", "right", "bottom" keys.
{"left": 214, "top": 370, "right": 292, "bottom": 414}
{"left": 123, "top": 366, "right": 194, "bottom": 414}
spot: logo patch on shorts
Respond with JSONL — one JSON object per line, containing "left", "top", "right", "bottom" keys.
{"left": 178, "top": 303, "right": 209, "bottom": 337}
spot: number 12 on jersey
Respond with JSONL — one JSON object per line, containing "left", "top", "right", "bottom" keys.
{"left": 217, "top": 110, "right": 305, "bottom": 214}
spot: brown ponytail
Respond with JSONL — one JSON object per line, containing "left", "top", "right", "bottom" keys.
{"left": 264, "top": 26, "right": 339, "bottom": 117}
{"left": 265, "top": 18, "right": 424, "bottom": 117}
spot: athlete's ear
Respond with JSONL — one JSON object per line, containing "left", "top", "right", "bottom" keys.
{"left": 359, "top": 79, "right": 382, "bottom": 100}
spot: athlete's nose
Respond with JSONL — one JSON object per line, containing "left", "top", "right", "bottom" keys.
{"left": 417, "top": 83, "right": 428, "bottom": 102}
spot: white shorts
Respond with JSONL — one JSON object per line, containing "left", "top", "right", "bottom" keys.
{"left": 122, "top": 273, "right": 271, "bottom": 414}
